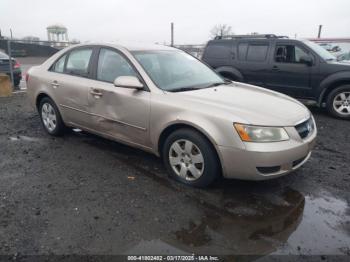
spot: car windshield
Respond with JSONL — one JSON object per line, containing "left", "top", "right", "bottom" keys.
{"left": 302, "top": 40, "right": 337, "bottom": 61}
{"left": 132, "top": 50, "right": 225, "bottom": 92}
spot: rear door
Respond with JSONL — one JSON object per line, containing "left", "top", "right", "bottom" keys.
{"left": 49, "top": 46, "right": 96, "bottom": 127}
{"left": 202, "top": 40, "right": 234, "bottom": 68}
{"left": 87, "top": 47, "right": 151, "bottom": 147}
{"left": 265, "top": 41, "right": 313, "bottom": 98}
{"left": 234, "top": 40, "right": 271, "bottom": 87}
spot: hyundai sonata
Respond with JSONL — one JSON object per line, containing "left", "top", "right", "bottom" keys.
{"left": 27, "top": 43, "right": 317, "bottom": 187}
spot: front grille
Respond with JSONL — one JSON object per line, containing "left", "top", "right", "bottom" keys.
{"left": 295, "top": 118, "right": 314, "bottom": 139}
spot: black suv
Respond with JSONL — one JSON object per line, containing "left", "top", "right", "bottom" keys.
{"left": 202, "top": 34, "right": 350, "bottom": 119}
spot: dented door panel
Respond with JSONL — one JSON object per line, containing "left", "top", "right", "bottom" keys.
{"left": 87, "top": 80, "right": 151, "bottom": 147}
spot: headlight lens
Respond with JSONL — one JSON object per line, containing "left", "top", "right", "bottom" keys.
{"left": 234, "top": 123, "right": 289, "bottom": 142}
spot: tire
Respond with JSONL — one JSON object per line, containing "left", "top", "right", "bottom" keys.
{"left": 326, "top": 85, "right": 350, "bottom": 120}
{"left": 162, "top": 128, "right": 221, "bottom": 187}
{"left": 220, "top": 72, "right": 237, "bottom": 81}
{"left": 14, "top": 79, "right": 20, "bottom": 87}
{"left": 39, "top": 97, "right": 66, "bottom": 136}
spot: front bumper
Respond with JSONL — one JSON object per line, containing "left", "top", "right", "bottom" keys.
{"left": 218, "top": 125, "right": 317, "bottom": 180}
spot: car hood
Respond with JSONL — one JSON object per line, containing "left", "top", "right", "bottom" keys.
{"left": 170, "top": 83, "right": 310, "bottom": 126}
{"left": 327, "top": 60, "right": 350, "bottom": 67}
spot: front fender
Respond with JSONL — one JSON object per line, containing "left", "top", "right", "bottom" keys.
{"left": 318, "top": 71, "right": 350, "bottom": 103}
{"left": 151, "top": 110, "right": 245, "bottom": 156}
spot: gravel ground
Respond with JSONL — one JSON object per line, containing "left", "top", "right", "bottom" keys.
{"left": 0, "top": 93, "right": 349, "bottom": 261}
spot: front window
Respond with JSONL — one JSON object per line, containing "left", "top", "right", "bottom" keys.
{"left": 132, "top": 50, "right": 224, "bottom": 92}
{"left": 302, "top": 40, "right": 336, "bottom": 61}
{"left": 275, "top": 45, "right": 309, "bottom": 63}
{"left": 97, "top": 48, "right": 137, "bottom": 83}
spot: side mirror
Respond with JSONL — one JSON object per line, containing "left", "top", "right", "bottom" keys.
{"left": 299, "top": 56, "right": 313, "bottom": 66}
{"left": 114, "top": 76, "right": 144, "bottom": 90}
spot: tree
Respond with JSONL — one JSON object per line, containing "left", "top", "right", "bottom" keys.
{"left": 210, "top": 24, "right": 233, "bottom": 39}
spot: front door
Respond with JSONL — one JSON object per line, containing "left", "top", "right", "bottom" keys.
{"left": 265, "top": 42, "right": 312, "bottom": 98}
{"left": 88, "top": 47, "right": 151, "bottom": 147}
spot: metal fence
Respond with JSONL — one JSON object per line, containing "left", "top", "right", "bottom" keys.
{"left": 0, "top": 39, "right": 77, "bottom": 88}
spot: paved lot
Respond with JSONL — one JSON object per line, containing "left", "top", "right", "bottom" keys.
{"left": 0, "top": 93, "right": 349, "bottom": 260}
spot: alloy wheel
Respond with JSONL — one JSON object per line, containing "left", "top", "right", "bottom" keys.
{"left": 333, "top": 92, "right": 350, "bottom": 115}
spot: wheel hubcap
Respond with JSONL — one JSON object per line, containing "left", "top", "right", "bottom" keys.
{"left": 169, "top": 139, "right": 204, "bottom": 181}
{"left": 41, "top": 103, "right": 57, "bottom": 132}
{"left": 333, "top": 92, "right": 350, "bottom": 115}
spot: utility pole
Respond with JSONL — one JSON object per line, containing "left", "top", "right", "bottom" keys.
{"left": 171, "top": 22, "right": 174, "bottom": 47}
{"left": 7, "top": 39, "right": 14, "bottom": 88}
{"left": 10, "top": 28, "right": 13, "bottom": 39}
{"left": 318, "top": 25, "right": 323, "bottom": 38}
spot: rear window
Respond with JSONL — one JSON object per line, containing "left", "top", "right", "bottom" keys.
{"left": 204, "top": 41, "right": 232, "bottom": 59}
{"left": 0, "top": 52, "right": 9, "bottom": 59}
{"left": 246, "top": 44, "right": 269, "bottom": 62}
{"left": 65, "top": 48, "right": 93, "bottom": 77}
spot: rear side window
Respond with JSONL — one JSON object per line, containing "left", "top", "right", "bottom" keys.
{"left": 238, "top": 43, "right": 248, "bottom": 60}
{"left": 52, "top": 55, "right": 66, "bottom": 73}
{"left": 65, "top": 48, "right": 93, "bottom": 76}
{"left": 246, "top": 44, "right": 269, "bottom": 62}
{"left": 204, "top": 41, "right": 232, "bottom": 59}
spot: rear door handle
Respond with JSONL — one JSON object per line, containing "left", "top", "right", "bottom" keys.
{"left": 272, "top": 66, "right": 280, "bottom": 71}
{"left": 51, "top": 80, "right": 60, "bottom": 88}
{"left": 90, "top": 88, "right": 103, "bottom": 97}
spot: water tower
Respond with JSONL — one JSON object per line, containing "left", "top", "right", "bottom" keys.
{"left": 47, "top": 24, "right": 69, "bottom": 45}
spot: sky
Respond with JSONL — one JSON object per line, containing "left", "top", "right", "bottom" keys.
{"left": 0, "top": 0, "right": 349, "bottom": 45}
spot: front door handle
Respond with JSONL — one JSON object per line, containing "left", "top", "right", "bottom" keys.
{"left": 90, "top": 88, "right": 103, "bottom": 97}
{"left": 272, "top": 66, "right": 280, "bottom": 71}
{"left": 51, "top": 80, "right": 60, "bottom": 88}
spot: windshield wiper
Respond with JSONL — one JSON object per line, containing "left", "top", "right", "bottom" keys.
{"left": 203, "top": 81, "right": 231, "bottom": 89}
{"left": 170, "top": 87, "right": 202, "bottom": 92}
{"left": 169, "top": 81, "right": 230, "bottom": 92}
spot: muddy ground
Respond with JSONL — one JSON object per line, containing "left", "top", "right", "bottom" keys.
{"left": 0, "top": 93, "right": 349, "bottom": 261}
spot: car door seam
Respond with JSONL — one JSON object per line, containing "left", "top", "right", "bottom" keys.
{"left": 59, "top": 104, "right": 147, "bottom": 131}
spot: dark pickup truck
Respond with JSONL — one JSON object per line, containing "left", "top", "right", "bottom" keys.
{"left": 202, "top": 34, "right": 350, "bottom": 119}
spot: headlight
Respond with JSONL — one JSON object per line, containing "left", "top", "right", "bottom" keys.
{"left": 234, "top": 123, "right": 289, "bottom": 142}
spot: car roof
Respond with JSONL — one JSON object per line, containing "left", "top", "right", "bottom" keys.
{"left": 71, "top": 42, "right": 177, "bottom": 52}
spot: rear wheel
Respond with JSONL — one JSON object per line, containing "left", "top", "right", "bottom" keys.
{"left": 326, "top": 85, "right": 350, "bottom": 119}
{"left": 162, "top": 128, "right": 221, "bottom": 187}
{"left": 39, "top": 97, "right": 66, "bottom": 136}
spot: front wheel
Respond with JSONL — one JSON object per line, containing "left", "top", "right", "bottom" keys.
{"left": 162, "top": 128, "right": 221, "bottom": 187}
{"left": 326, "top": 85, "right": 350, "bottom": 119}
